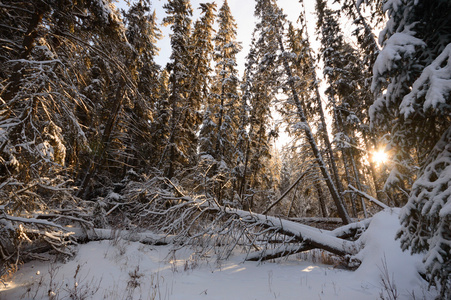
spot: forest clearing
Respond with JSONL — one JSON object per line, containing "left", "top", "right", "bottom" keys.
{"left": 1, "top": 0, "right": 450, "bottom": 299}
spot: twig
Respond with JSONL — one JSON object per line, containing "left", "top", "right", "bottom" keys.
{"left": 263, "top": 169, "right": 310, "bottom": 215}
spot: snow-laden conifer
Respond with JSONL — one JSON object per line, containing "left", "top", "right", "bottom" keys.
{"left": 371, "top": 0, "right": 451, "bottom": 297}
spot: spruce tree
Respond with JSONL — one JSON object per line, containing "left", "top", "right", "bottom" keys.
{"left": 122, "top": 0, "right": 162, "bottom": 172}
{"left": 212, "top": 0, "right": 241, "bottom": 168}
{"left": 234, "top": 60, "right": 253, "bottom": 206}
{"left": 242, "top": 6, "right": 278, "bottom": 209}
{"left": 198, "top": 0, "right": 241, "bottom": 203}
{"left": 0, "top": 0, "right": 130, "bottom": 273}
{"left": 181, "top": 2, "right": 216, "bottom": 174}
{"left": 281, "top": 22, "right": 332, "bottom": 219}
{"left": 316, "top": 0, "right": 368, "bottom": 217}
{"left": 370, "top": 0, "right": 451, "bottom": 297}
{"left": 150, "top": 69, "right": 171, "bottom": 169}
{"left": 272, "top": 0, "right": 351, "bottom": 223}
{"left": 161, "top": 0, "right": 193, "bottom": 179}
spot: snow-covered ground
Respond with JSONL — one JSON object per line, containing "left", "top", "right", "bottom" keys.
{"left": 1, "top": 209, "right": 438, "bottom": 299}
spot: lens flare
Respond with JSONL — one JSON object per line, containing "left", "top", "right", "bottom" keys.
{"left": 372, "top": 150, "right": 388, "bottom": 165}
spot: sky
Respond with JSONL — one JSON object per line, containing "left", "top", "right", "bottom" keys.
{"left": 114, "top": 0, "right": 339, "bottom": 147}
{"left": 115, "top": 0, "right": 317, "bottom": 72}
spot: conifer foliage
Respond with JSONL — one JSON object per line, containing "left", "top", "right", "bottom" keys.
{"left": 370, "top": 0, "right": 451, "bottom": 297}
{"left": 0, "top": 1, "right": 450, "bottom": 295}
{"left": 160, "top": 0, "right": 194, "bottom": 179}
{"left": 198, "top": 0, "right": 241, "bottom": 203}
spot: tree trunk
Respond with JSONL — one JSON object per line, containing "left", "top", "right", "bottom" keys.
{"left": 263, "top": 169, "right": 309, "bottom": 214}
{"left": 313, "top": 87, "right": 345, "bottom": 200}
{"left": 278, "top": 37, "right": 351, "bottom": 224}
{"left": 315, "top": 180, "right": 329, "bottom": 218}
{"left": 78, "top": 79, "right": 125, "bottom": 198}
{"left": 331, "top": 100, "right": 359, "bottom": 217}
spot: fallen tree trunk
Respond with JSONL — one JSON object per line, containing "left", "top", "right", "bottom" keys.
{"left": 221, "top": 207, "right": 358, "bottom": 257}
{"left": 245, "top": 217, "right": 372, "bottom": 261}
{"left": 245, "top": 243, "right": 315, "bottom": 261}
{"left": 4, "top": 180, "right": 370, "bottom": 266}
{"left": 67, "top": 227, "right": 173, "bottom": 246}
{"left": 112, "top": 180, "right": 370, "bottom": 262}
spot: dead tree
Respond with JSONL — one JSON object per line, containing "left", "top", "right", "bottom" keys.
{"left": 106, "top": 178, "right": 371, "bottom": 264}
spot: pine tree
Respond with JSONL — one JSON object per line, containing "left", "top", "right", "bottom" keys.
{"left": 189, "top": 2, "right": 216, "bottom": 162}
{"left": 281, "top": 22, "right": 333, "bottom": 219}
{"left": 242, "top": 6, "right": 278, "bottom": 209}
{"left": 337, "top": 0, "right": 386, "bottom": 204}
{"left": 212, "top": 0, "right": 241, "bottom": 167}
{"left": 276, "top": 0, "right": 351, "bottom": 223}
{"left": 150, "top": 69, "right": 171, "bottom": 169}
{"left": 179, "top": 2, "right": 217, "bottom": 176}
{"left": 75, "top": 1, "right": 146, "bottom": 197}
{"left": 370, "top": 0, "right": 451, "bottom": 297}
{"left": 234, "top": 63, "right": 253, "bottom": 206}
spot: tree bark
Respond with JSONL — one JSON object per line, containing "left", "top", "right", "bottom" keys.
{"left": 277, "top": 37, "right": 351, "bottom": 224}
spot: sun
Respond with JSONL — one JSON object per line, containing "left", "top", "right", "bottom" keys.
{"left": 372, "top": 149, "right": 388, "bottom": 165}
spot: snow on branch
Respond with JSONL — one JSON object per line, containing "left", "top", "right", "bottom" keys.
{"left": 372, "top": 29, "right": 425, "bottom": 92}
{"left": 400, "top": 43, "right": 451, "bottom": 118}
{"left": 347, "top": 185, "right": 390, "bottom": 209}
{"left": 117, "top": 179, "right": 361, "bottom": 260}
{"left": 397, "top": 127, "right": 451, "bottom": 292}
{"left": 223, "top": 207, "right": 357, "bottom": 256}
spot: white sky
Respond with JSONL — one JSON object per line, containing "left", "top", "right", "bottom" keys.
{"left": 115, "top": 0, "right": 317, "bottom": 72}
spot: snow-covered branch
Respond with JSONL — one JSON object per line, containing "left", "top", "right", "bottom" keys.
{"left": 348, "top": 185, "right": 390, "bottom": 209}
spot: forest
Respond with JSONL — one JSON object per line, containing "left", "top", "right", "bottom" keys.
{"left": 0, "top": 0, "right": 450, "bottom": 299}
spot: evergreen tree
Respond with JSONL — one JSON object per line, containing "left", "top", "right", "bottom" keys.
{"left": 337, "top": 0, "right": 389, "bottom": 205}
{"left": 150, "top": 69, "right": 171, "bottom": 169}
{"left": 181, "top": 2, "right": 217, "bottom": 175}
{"left": 160, "top": 0, "right": 193, "bottom": 179}
{"left": 242, "top": 9, "right": 278, "bottom": 209}
{"left": 316, "top": 0, "right": 368, "bottom": 217}
{"left": 0, "top": 0, "right": 130, "bottom": 273}
{"left": 122, "top": 0, "right": 162, "bottom": 172}
{"left": 276, "top": 0, "right": 351, "bottom": 223}
{"left": 189, "top": 2, "right": 216, "bottom": 161}
{"left": 212, "top": 0, "right": 241, "bottom": 167}
{"left": 199, "top": 0, "right": 241, "bottom": 203}
{"left": 75, "top": 1, "right": 147, "bottom": 197}
{"left": 281, "top": 21, "right": 332, "bottom": 219}
{"left": 234, "top": 63, "right": 253, "bottom": 206}
{"left": 370, "top": 0, "right": 451, "bottom": 297}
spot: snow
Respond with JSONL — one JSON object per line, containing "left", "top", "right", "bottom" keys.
{"left": 1, "top": 210, "right": 437, "bottom": 299}
{"left": 372, "top": 28, "right": 425, "bottom": 91}
{"left": 225, "top": 208, "right": 356, "bottom": 255}
{"left": 400, "top": 43, "right": 451, "bottom": 118}
{"left": 353, "top": 209, "right": 431, "bottom": 298}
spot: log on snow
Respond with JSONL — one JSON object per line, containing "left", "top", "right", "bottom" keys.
{"left": 244, "top": 216, "right": 371, "bottom": 261}
{"left": 221, "top": 207, "right": 358, "bottom": 257}
{"left": 67, "top": 227, "right": 173, "bottom": 245}
{"left": 246, "top": 243, "right": 316, "bottom": 261}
